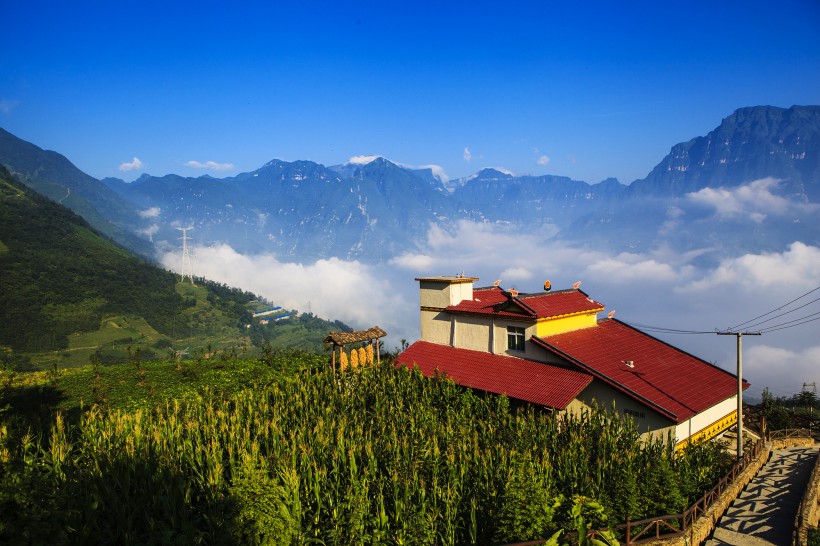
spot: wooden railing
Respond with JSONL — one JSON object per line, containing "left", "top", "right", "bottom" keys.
{"left": 505, "top": 437, "right": 767, "bottom": 546}
{"left": 507, "top": 429, "right": 817, "bottom": 546}
{"left": 611, "top": 439, "right": 763, "bottom": 545}
{"left": 770, "top": 428, "right": 813, "bottom": 442}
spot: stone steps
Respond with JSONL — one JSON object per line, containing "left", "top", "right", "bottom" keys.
{"left": 704, "top": 447, "right": 818, "bottom": 546}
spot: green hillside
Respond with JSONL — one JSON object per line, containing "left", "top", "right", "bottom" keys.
{"left": 0, "top": 127, "right": 153, "bottom": 256}
{"left": 0, "top": 164, "right": 348, "bottom": 369}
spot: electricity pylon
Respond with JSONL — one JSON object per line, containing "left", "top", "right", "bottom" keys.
{"left": 177, "top": 227, "right": 195, "bottom": 285}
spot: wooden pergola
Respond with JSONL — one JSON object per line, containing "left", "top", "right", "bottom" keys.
{"left": 323, "top": 326, "right": 387, "bottom": 371}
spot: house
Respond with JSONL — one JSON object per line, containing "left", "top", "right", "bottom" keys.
{"left": 396, "top": 275, "right": 748, "bottom": 448}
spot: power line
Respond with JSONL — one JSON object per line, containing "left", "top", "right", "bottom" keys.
{"left": 621, "top": 285, "right": 820, "bottom": 337}
{"left": 756, "top": 313, "right": 820, "bottom": 334}
{"left": 620, "top": 321, "right": 715, "bottom": 335}
{"left": 727, "top": 285, "right": 820, "bottom": 331}
{"left": 741, "top": 295, "right": 820, "bottom": 330}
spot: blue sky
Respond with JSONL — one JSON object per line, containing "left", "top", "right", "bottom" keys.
{"left": 2, "top": 0, "right": 819, "bottom": 184}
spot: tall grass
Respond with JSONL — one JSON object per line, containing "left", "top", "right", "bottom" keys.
{"left": 0, "top": 360, "right": 728, "bottom": 545}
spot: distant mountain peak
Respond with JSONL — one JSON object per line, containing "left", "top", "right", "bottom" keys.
{"left": 471, "top": 168, "right": 516, "bottom": 181}
{"left": 346, "top": 155, "right": 382, "bottom": 166}
{"left": 263, "top": 158, "right": 287, "bottom": 167}
{"left": 629, "top": 104, "right": 820, "bottom": 198}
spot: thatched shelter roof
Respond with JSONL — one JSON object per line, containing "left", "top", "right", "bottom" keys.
{"left": 323, "top": 326, "right": 387, "bottom": 347}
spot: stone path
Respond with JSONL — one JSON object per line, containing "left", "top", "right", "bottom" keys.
{"left": 705, "top": 446, "right": 818, "bottom": 546}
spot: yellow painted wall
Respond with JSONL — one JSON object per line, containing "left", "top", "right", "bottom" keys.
{"left": 536, "top": 312, "right": 598, "bottom": 337}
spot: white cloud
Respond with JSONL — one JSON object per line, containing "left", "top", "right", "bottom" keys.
{"left": 347, "top": 155, "right": 380, "bottom": 165}
{"left": 119, "top": 157, "right": 143, "bottom": 172}
{"left": 0, "top": 99, "right": 19, "bottom": 114}
{"left": 537, "top": 155, "right": 551, "bottom": 166}
{"left": 686, "top": 178, "right": 818, "bottom": 223}
{"left": 138, "top": 207, "right": 161, "bottom": 219}
{"left": 585, "top": 253, "right": 684, "bottom": 283}
{"left": 412, "top": 164, "right": 450, "bottom": 184}
{"left": 161, "top": 244, "right": 414, "bottom": 347}
{"left": 186, "top": 160, "right": 235, "bottom": 171}
{"left": 389, "top": 253, "right": 436, "bottom": 271}
{"left": 463, "top": 147, "right": 472, "bottom": 162}
{"left": 137, "top": 224, "right": 159, "bottom": 241}
{"left": 682, "top": 241, "right": 820, "bottom": 292}
{"left": 392, "top": 162, "right": 450, "bottom": 183}
{"left": 745, "top": 344, "right": 820, "bottom": 398}
{"left": 659, "top": 206, "right": 686, "bottom": 236}
{"left": 492, "top": 167, "right": 516, "bottom": 176}
{"left": 500, "top": 267, "right": 533, "bottom": 281}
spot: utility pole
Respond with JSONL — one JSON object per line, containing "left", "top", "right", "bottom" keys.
{"left": 717, "top": 330, "right": 761, "bottom": 460}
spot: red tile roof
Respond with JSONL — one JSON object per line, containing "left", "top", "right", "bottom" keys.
{"left": 446, "top": 286, "right": 605, "bottom": 320}
{"left": 531, "top": 319, "right": 747, "bottom": 423}
{"left": 396, "top": 340, "right": 593, "bottom": 409}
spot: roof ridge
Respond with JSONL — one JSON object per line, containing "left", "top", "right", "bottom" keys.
{"left": 519, "top": 288, "right": 578, "bottom": 297}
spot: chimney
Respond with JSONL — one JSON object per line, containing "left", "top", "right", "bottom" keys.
{"left": 416, "top": 275, "right": 477, "bottom": 309}
{"left": 415, "top": 275, "right": 478, "bottom": 346}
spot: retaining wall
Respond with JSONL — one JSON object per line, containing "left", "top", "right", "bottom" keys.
{"left": 795, "top": 444, "right": 820, "bottom": 546}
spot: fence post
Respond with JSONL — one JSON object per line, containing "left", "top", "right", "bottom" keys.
{"left": 626, "top": 516, "right": 630, "bottom": 546}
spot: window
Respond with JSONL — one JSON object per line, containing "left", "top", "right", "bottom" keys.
{"left": 507, "top": 326, "right": 525, "bottom": 351}
{"left": 624, "top": 408, "right": 645, "bottom": 419}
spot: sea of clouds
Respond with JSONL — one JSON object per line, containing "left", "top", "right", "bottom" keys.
{"left": 162, "top": 219, "right": 820, "bottom": 401}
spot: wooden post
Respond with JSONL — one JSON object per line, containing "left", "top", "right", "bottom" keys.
{"left": 626, "top": 516, "right": 631, "bottom": 545}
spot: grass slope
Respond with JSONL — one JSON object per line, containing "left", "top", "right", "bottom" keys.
{"left": 0, "top": 164, "right": 349, "bottom": 370}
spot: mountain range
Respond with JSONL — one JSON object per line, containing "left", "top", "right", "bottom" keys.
{"left": 1, "top": 105, "right": 818, "bottom": 265}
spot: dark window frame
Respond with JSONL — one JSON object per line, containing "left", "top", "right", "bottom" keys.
{"left": 507, "top": 326, "right": 526, "bottom": 352}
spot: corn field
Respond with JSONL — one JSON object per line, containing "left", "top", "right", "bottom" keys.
{"left": 0, "top": 359, "right": 729, "bottom": 545}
